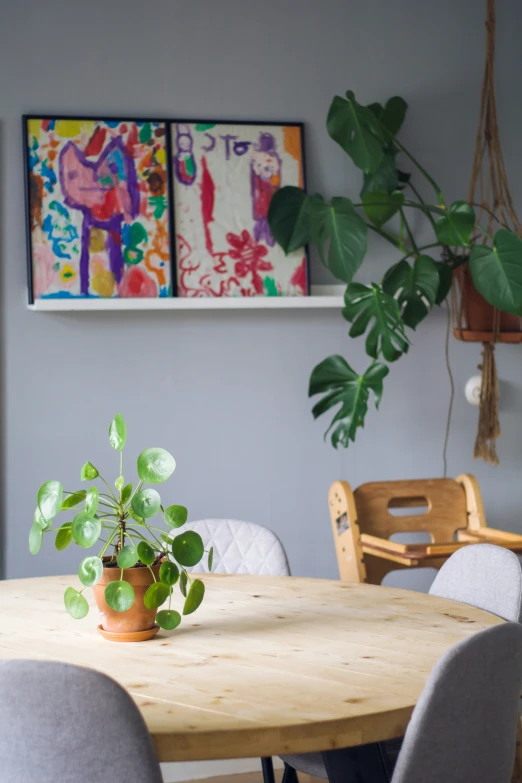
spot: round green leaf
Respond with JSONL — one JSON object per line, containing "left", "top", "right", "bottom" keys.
{"left": 117, "top": 544, "right": 139, "bottom": 569}
{"left": 172, "top": 531, "right": 204, "bottom": 567}
{"left": 121, "top": 483, "right": 133, "bottom": 505}
{"left": 469, "top": 230, "right": 522, "bottom": 315}
{"left": 61, "top": 490, "right": 86, "bottom": 510}
{"left": 132, "top": 489, "right": 161, "bottom": 519}
{"left": 72, "top": 512, "right": 101, "bottom": 548}
{"left": 29, "top": 523, "right": 43, "bottom": 554}
{"left": 137, "top": 540, "right": 156, "bottom": 565}
{"left": 144, "top": 582, "right": 171, "bottom": 610}
{"left": 115, "top": 475, "right": 124, "bottom": 492}
{"left": 34, "top": 506, "right": 51, "bottom": 531}
{"left": 179, "top": 569, "right": 188, "bottom": 597}
{"left": 156, "top": 610, "right": 182, "bottom": 630}
{"left": 37, "top": 480, "right": 63, "bottom": 522}
{"left": 55, "top": 521, "right": 73, "bottom": 551}
{"left": 435, "top": 201, "right": 475, "bottom": 248}
{"left": 137, "top": 448, "right": 176, "bottom": 484}
{"left": 64, "top": 587, "right": 89, "bottom": 619}
{"left": 183, "top": 579, "right": 205, "bottom": 615}
{"left": 164, "top": 505, "right": 188, "bottom": 529}
{"left": 129, "top": 508, "right": 145, "bottom": 525}
{"left": 78, "top": 555, "right": 103, "bottom": 587}
{"left": 104, "top": 580, "right": 135, "bottom": 612}
{"left": 160, "top": 560, "right": 179, "bottom": 586}
{"left": 81, "top": 462, "right": 99, "bottom": 481}
{"left": 208, "top": 546, "right": 214, "bottom": 571}
{"left": 85, "top": 486, "right": 99, "bottom": 517}
{"left": 109, "top": 413, "right": 127, "bottom": 451}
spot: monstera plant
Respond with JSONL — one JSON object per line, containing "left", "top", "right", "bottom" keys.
{"left": 268, "top": 91, "right": 522, "bottom": 447}
{"left": 30, "top": 414, "right": 211, "bottom": 640}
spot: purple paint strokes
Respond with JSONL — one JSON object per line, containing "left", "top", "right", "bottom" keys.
{"left": 59, "top": 135, "right": 139, "bottom": 295}
{"left": 250, "top": 132, "right": 281, "bottom": 248}
{"left": 174, "top": 124, "right": 197, "bottom": 185}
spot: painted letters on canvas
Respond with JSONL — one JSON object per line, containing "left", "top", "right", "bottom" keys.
{"left": 172, "top": 122, "right": 308, "bottom": 297}
{"left": 26, "top": 118, "right": 172, "bottom": 299}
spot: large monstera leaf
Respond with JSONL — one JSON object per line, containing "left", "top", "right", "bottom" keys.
{"left": 360, "top": 152, "right": 398, "bottom": 197}
{"left": 343, "top": 282, "right": 409, "bottom": 362}
{"left": 367, "top": 96, "right": 408, "bottom": 141}
{"left": 469, "top": 230, "right": 522, "bottom": 315}
{"left": 267, "top": 187, "right": 315, "bottom": 254}
{"left": 435, "top": 201, "right": 475, "bottom": 248}
{"left": 327, "top": 92, "right": 385, "bottom": 173}
{"left": 383, "top": 255, "right": 440, "bottom": 328}
{"left": 309, "top": 355, "right": 389, "bottom": 448}
{"left": 310, "top": 197, "right": 368, "bottom": 283}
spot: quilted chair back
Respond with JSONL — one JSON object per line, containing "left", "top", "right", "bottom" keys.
{"left": 187, "top": 519, "right": 291, "bottom": 575}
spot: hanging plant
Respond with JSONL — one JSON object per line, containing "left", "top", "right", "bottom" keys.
{"left": 268, "top": 87, "right": 522, "bottom": 451}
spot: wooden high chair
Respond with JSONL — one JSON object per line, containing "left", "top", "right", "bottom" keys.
{"left": 329, "top": 474, "right": 522, "bottom": 585}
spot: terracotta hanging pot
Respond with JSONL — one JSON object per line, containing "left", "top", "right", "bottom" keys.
{"left": 453, "top": 265, "right": 522, "bottom": 343}
{"left": 93, "top": 558, "right": 162, "bottom": 642}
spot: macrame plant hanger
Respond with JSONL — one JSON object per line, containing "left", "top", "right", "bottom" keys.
{"left": 452, "top": 0, "right": 522, "bottom": 464}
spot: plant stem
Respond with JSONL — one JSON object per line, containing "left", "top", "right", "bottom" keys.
{"left": 99, "top": 475, "right": 118, "bottom": 503}
{"left": 399, "top": 208, "right": 418, "bottom": 254}
{"left": 408, "top": 182, "right": 438, "bottom": 233}
{"left": 393, "top": 138, "right": 445, "bottom": 206}
{"left": 365, "top": 223, "right": 402, "bottom": 249}
{"left": 99, "top": 528, "right": 119, "bottom": 558}
{"left": 397, "top": 242, "right": 442, "bottom": 263}
{"left": 473, "top": 223, "right": 494, "bottom": 244}
{"left": 125, "top": 480, "right": 144, "bottom": 511}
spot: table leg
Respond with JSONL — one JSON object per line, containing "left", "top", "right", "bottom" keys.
{"left": 282, "top": 763, "right": 298, "bottom": 783}
{"left": 322, "top": 743, "right": 391, "bottom": 783}
{"left": 261, "top": 757, "right": 276, "bottom": 783}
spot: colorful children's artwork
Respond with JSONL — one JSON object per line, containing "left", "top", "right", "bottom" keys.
{"left": 172, "top": 122, "right": 308, "bottom": 297}
{"left": 25, "top": 117, "right": 172, "bottom": 300}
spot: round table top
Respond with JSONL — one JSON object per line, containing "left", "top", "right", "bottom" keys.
{"left": 0, "top": 574, "right": 501, "bottom": 761}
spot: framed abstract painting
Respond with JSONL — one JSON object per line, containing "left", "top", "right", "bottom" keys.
{"left": 24, "top": 116, "right": 174, "bottom": 302}
{"left": 171, "top": 121, "right": 308, "bottom": 298}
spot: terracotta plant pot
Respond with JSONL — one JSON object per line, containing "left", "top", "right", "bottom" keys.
{"left": 454, "top": 265, "right": 522, "bottom": 343}
{"left": 93, "top": 558, "right": 162, "bottom": 641}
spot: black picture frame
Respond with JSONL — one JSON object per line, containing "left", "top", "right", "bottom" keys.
{"left": 23, "top": 115, "right": 309, "bottom": 303}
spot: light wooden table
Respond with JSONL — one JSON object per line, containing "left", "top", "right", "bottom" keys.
{"left": 0, "top": 574, "right": 503, "bottom": 763}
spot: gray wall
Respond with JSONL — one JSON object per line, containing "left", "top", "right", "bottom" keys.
{"left": 2, "top": 0, "right": 522, "bottom": 584}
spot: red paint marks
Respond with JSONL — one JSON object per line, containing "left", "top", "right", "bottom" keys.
{"left": 227, "top": 230, "right": 273, "bottom": 295}
{"left": 85, "top": 127, "right": 107, "bottom": 157}
{"left": 126, "top": 123, "right": 138, "bottom": 154}
{"left": 200, "top": 155, "right": 215, "bottom": 255}
{"left": 119, "top": 266, "right": 158, "bottom": 297}
{"left": 120, "top": 124, "right": 128, "bottom": 133}
{"left": 290, "top": 258, "right": 307, "bottom": 294}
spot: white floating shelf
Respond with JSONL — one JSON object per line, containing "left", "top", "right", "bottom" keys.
{"left": 27, "top": 285, "right": 344, "bottom": 312}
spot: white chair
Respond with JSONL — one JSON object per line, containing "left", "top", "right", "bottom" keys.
{"left": 187, "top": 518, "right": 291, "bottom": 576}
{"left": 0, "top": 660, "right": 163, "bottom": 783}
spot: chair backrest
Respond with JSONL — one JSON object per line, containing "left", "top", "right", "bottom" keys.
{"left": 392, "top": 623, "right": 522, "bottom": 783}
{"left": 429, "top": 543, "right": 522, "bottom": 622}
{"left": 354, "top": 478, "right": 468, "bottom": 542}
{"left": 0, "top": 660, "right": 163, "bottom": 783}
{"left": 187, "top": 519, "right": 291, "bottom": 575}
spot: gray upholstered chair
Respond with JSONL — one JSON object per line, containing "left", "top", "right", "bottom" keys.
{"left": 429, "top": 542, "right": 522, "bottom": 621}
{"left": 282, "top": 543, "right": 522, "bottom": 781}
{"left": 391, "top": 622, "right": 522, "bottom": 783}
{"left": 186, "top": 518, "right": 291, "bottom": 576}
{"left": 0, "top": 659, "right": 163, "bottom": 783}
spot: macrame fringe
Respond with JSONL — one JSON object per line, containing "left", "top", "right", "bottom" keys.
{"left": 473, "top": 342, "right": 501, "bottom": 464}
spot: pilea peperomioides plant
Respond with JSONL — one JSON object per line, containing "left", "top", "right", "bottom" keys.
{"left": 30, "top": 414, "right": 212, "bottom": 633}
{"left": 268, "top": 90, "right": 522, "bottom": 447}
